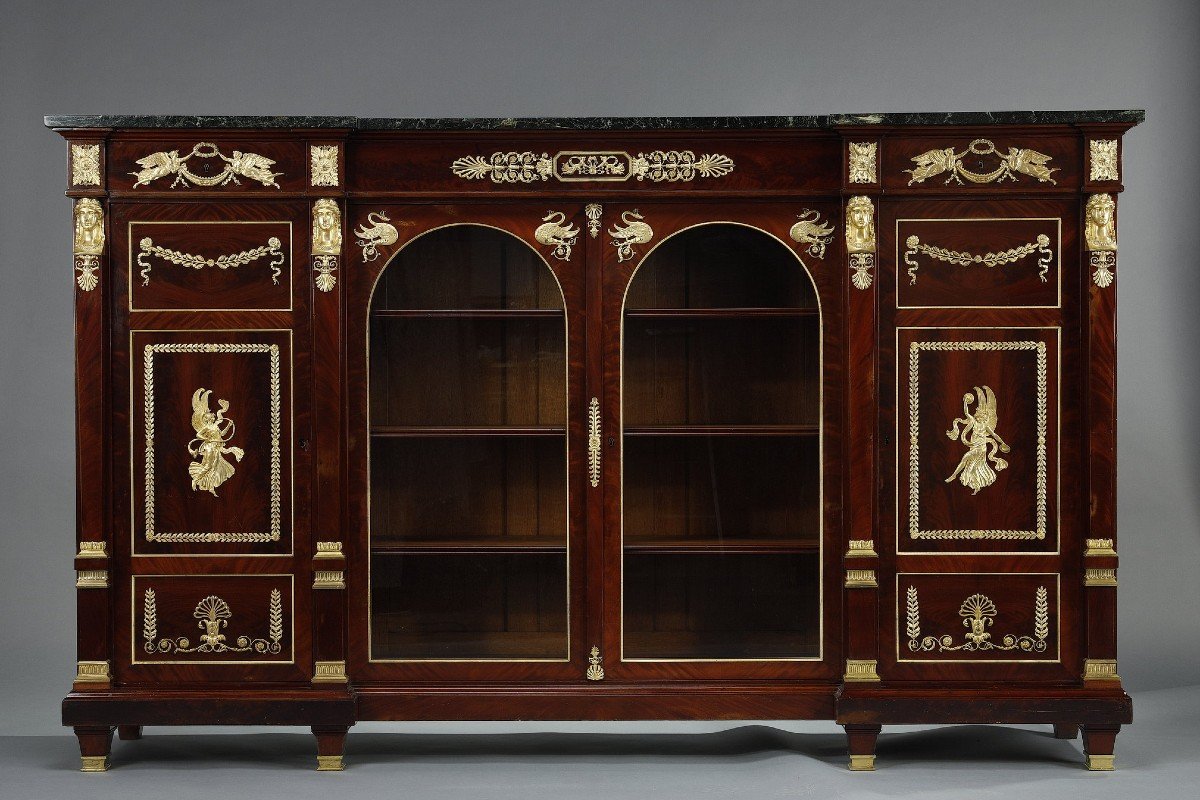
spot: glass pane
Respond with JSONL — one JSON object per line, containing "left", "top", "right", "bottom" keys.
{"left": 624, "top": 554, "right": 820, "bottom": 659}
{"left": 622, "top": 224, "right": 821, "bottom": 661}
{"left": 372, "top": 554, "right": 566, "bottom": 659}
{"left": 369, "top": 225, "right": 568, "bottom": 661}
{"left": 370, "top": 317, "right": 565, "bottom": 428}
{"left": 374, "top": 226, "right": 562, "bottom": 310}
{"left": 624, "top": 316, "right": 818, "bottom": 427}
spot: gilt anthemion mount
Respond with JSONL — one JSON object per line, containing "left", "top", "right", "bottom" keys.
{"left": 50, "top": 109, "right": 1139, "bottom": 772}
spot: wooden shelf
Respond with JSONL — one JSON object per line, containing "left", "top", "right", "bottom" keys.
{"left": 624, "top": 424, "right": 818, "bottom": 437}
{"left": 621, "top": 629, "right": 819, "bottom": 661}
{"left": 624, "top": 537, "right": 819, "bottom": 555}
{"left": 373, "top": 537, "right": 566, "bottom": 555}
{"left": 369, "top": 627, "right": 569, "bottom": 660}
{"left": 371, "top": 308, "right": 563, "bottom": 319}
{"left": 371, "top": 425, "right": 566, "bottom": 438}
{"left": 625, "top": 307, "right": 817, "bottom": 318}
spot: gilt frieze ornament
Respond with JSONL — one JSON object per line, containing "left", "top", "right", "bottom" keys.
{"left": 451, "top": 150, "right": 734, "bottom": 184}
{"left": 130, "top": 142, "right": 282, "bottom": 189}
{"left": 789, "top": 209, "right": 835, "bottom": 259}
{"left": 608, "top": 210, "right": 654, "bottom": 262}
{"left": 72, "top": 198, "right": 104, "bottom": 291}
{"left": 905, "top": 138, "right": 1058, "bottom": 186}
{"left": 312, "top": 198, "right": 342, "bottom": 292}
{"left": 533, "top": 211, "right": 580, "bottom": 261}
{"left": 355, "top": 211, "right": 399, "bottom": 262}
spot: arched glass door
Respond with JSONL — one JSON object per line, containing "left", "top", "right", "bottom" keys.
{"left": 619, "top": 224, "right": 822, "bottom": 662}
{"left": 367, "top": 225, "right": 570, "bottom": 662}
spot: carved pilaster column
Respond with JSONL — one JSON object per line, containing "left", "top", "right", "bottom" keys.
{"left": 843, "top": 192, "right": 880, "bottom": 685}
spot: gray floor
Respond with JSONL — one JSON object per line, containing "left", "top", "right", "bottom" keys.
{"left": 2, "top": 685, "right": 1196, "bottom": 800}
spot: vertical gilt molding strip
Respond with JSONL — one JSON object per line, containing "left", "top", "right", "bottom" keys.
{"left": 907, "top": 340, "right": 1048, "bottom": 539}
{"left": 587, "top": 397, "right": 602, "bottom": 488}
{"left": 143, "top": 343, "right": 282, "bottom": 543}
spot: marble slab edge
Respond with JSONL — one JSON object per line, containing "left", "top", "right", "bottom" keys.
{"left": 45, "top": 110, "right": 1145, "bottom": 131}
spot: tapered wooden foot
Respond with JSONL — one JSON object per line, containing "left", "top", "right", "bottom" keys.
{"left": 312, "top": 725, "right": 349, "bottom": 771}
{"left": 1053, "top": 723, "right": 1079, "bottom": 740}
{"left": 844, "top": 724, "right": 881, "bottom": 771}
{"left": 117, "top": 725, "right": 143, "bottom": 741}
{"left": 1082, "top": 724, "right": 1121, "bottom": 770}
{"left": 74, "top": 725, "right": 114, "bottom": 772}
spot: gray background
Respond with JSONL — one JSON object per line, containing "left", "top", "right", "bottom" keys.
{"left": 1, "top": 0, "right": 1198, "bottom": 746}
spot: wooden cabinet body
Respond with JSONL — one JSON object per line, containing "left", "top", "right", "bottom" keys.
{"left": 51, "top": 111, "right": 1139, "bottom": 772}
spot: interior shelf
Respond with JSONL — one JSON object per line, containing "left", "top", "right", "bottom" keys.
{"left": 624, "top": 307, "right": 817, "bottom": 318}
{"left": 373, "top": 537, "right": 566, "bottom": 554}
{"left": 624, "top": 537, "right": 819, "bottom": 554}
{"left": 623, "top": 424, "right": 818, "bottom": 437}
{"left": 371, "top": 425, "right": 566, "bottom": 438}
{"left": 372, "top": 308, "right": 564, "bottom": 319}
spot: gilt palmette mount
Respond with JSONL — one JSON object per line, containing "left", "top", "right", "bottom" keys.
{"left": 142, "top": 588, "right": 284, "bottom": 655}
{"left": 907, "top": 586, "right": 1049, "bottom": 654}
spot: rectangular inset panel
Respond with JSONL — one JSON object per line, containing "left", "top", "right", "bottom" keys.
{"left": 896, "top": 217, "right": 1061, "bottom": 309}
{"left": 897, "top": 573, "right": 1060, "bottom": 664}
{"left": 129, "top": 220, "right": 293, "bottom": 311}
{"left": 897, "top": 327, "right": 1059, "bottom": 553}
{"left": 132, "top": 330, "right": 292, "bottom": 556}
{"left": 132, "top": 574, "right": 294, "bottom": 665}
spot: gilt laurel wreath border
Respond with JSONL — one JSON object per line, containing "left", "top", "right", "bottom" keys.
{"left": 143, "top": 342, "right": 282, "bottom": 543}
{"left": 907, "top": 339, "right": 1048, "bottom": 540}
